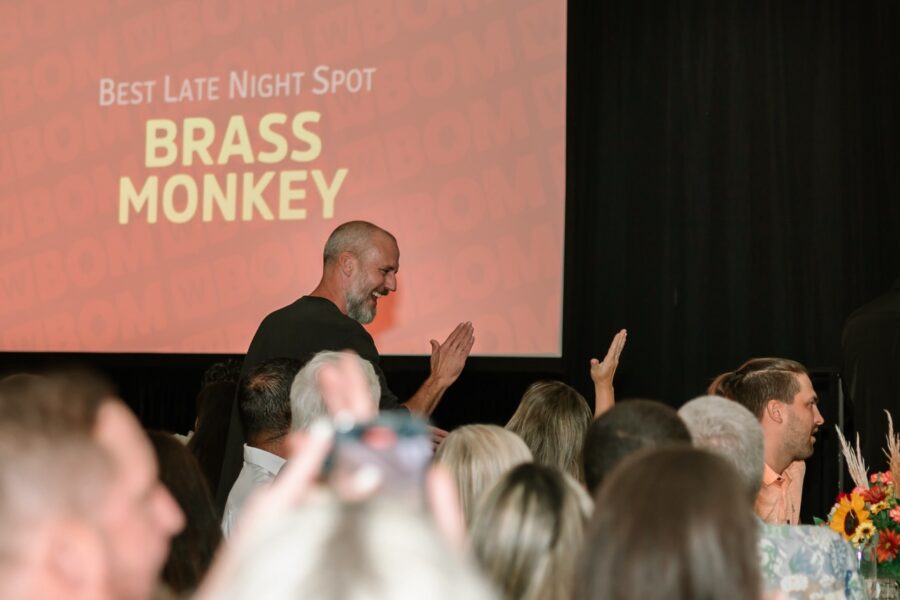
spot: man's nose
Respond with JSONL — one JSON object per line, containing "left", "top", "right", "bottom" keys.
{"left": 814, "top": 405, "right": 825, "bottom": 426}
{"left": 386, "top": 272, "right": 397, "bottom": 292}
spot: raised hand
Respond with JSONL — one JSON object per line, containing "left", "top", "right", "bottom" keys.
{"left": 429, "top": 322, "right": 475, "bottom": 387}
{"left": 317, "top": 352, "right": 379, "bottom": 426}
{"left": 590, "top": 329, "right": 627, "bottom": 417}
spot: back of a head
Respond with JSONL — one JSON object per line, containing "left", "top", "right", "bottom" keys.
{"left": 290, "top": 352, "right": 380, "bottom": 431}
{"left": 577, "top": 446, "right": 760, "bottom": 600}
{"left": 238, "top": 358, "right": 301, "bottom": 442}
{"left": 708, "top": 357, "right": 808, "bottom": 419}
{"left": 506, "top": 381, "right": 592, "bottom": 481}
{"left": 149, "top": 431, "right": 223, "bottom": 595}
{"left": 471, "top": 463, "right": 592, "bottom": 600}
{"left": 678, "top": 395, "right": 765, "bottom": 502}
{"left": 582, "top": 399, "right": 691, "bottom": 496}
{"left": 323, "top": 221, "right": 396, "bottom": 265}
{"left": 433, "top": 424, "right": 533, "bottom": 523}
{"left": 214, "top": 499, "right": 495, "bottom": 600}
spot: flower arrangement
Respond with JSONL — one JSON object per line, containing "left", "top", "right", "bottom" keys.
{"left": 820, "top": 412, "right": 900, "bottom": 579}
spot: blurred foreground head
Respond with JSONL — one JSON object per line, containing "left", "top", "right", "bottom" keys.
{"left": 211, "top": 499, "right": 495, "bottom": 600}
{"left": 0, "top": 371, "right": 184, "bottom": 600}
{"left": 576, "top": 446, "right": 760, "bottom": 600}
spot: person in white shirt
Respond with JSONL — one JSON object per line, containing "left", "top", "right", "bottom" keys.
{"left": 222, "top": 358, "right": 300, "bottom": 537}
{"left": 223, "top": 352, "right": 382, "bottom": 537}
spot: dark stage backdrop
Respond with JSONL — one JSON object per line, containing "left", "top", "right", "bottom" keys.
{"left": 2, "top": 1, "right": 899, "bottom": 464}
{"left": 563, "top": 0, "right": 900, "bottom": 418}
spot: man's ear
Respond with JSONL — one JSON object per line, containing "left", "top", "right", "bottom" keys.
{"left": 338, "top": 251, "right": 356, "bottom": 277}
{"left": 45, "top": 518, "right": 107, "bottom": 599}
{"left": 764, "top": 399, "right": 784, "bottom": 424}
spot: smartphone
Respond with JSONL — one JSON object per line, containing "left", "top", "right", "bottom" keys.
{"left": 325, "top": 412, "right": 432, "bottom": 504}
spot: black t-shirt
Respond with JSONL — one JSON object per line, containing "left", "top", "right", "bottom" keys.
{"left": 216, "top": 296, "right": 401, "bottom": 505}
{"left": 240, "top": 296, "right": 399, "bottom": 407}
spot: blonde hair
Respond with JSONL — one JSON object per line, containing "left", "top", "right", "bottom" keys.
{"left": 433, "top": 424, "right": 532, "bottom": 524}
{"left": 471, "top": 463, "right": 592, "bottom": 600}
{"left": 506, "top": 381, "right": 592, "bottom": 481}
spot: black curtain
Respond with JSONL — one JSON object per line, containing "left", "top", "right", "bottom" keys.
{"left": 564, "top": 0, "right": 900, "bottom": 409}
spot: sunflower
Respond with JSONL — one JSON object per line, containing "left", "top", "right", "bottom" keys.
{"left": 872, "top": 501, "right": 891, "bottom": 515}
{"left": 851, "top": 522, "right": 877, "bottom": 546}
{"left": 830, "top": 492, "right": 872, "bottom": 541}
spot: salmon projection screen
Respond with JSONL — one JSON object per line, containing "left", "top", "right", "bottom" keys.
{"left": 0, "top": 0, "right": 566, "bottom": 356}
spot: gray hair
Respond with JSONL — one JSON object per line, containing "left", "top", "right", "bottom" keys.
{"left": 678, "top": 395, "right": 764, "bottom": 501}
{"left": 289, "top": 351, "right": 381, "bottom": 431}
{"left": 323, "top": 221, "right": 396, "bottom": 265}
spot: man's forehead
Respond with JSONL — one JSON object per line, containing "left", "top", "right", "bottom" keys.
{"left": 794, "top": 373, "right": 816, "bottom": 398}
{"left": 365, "top": 232, "right": 399, "bottom": 262}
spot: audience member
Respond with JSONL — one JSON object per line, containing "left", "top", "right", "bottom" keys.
{"left": 290, "top": 350, "right": 380, "bottom": 431}
{"left": 679, "top": 395, "right": 864, "bottom": 600}
{"left": 195, "top": 352, "right": 487, "bottom": 600}
{"left": 174, "top": 360, "right": 242, "bottom": 445}
{"left": 505, "top": 381, "right": 592, "bottom": 481}
{"left": 576, "top": 446, "right": 760, "bottom": 600}
{"left": 222, "top": 358, "right": 300, "bottom": 536}
{"left": 200, "top": 359, "right": 242, "bottom": 389}
{"left": 433, "top": 424, "right": 532, "bottom": 524}
{"left": 581, "top": 399, "right": 691, "bottom": 496}
{"left": 589, "top": 328, "right": 627, "bottom": 417}
{"left": 207, "top": 499, "right": 495, "bottom": 600}
{"left": 148, "top": 431, "right": 223, "bottom": 595}
{"left": 0, "top": 409, "right": 113, "bottom": 598}
{"left": 710, "top": 357, "right": 824, "bottom": 524}
{"left": 188, "top": 381, "right": 238, "bottom": 496}
{"left": 0, "top": 372, "right": 184, "bottom": 600}
{"left": 470, "top": 463, "right": 592, "bottom": 600}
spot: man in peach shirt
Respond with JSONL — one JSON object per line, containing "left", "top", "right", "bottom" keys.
{"left": 709, "top": 357, "right": 824, "bottom": 525}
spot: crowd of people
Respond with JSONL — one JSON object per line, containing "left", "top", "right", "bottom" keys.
{"left": 0, "top": 222, "right": 866, "bottom": 600}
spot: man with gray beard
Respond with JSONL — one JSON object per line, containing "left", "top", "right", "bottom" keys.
{"left": 217, "top": 221, "right": 475, "bottom": 505}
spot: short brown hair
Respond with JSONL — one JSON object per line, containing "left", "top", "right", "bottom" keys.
{"left": 708, "top": 357, "right": 808, "bottom": 419}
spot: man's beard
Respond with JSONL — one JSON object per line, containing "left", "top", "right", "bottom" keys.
{"left": 785, "top": 415, "right": 817, "bottom": 461}
{"left": 346, "top": 279, "right": 376, "bottom": 324}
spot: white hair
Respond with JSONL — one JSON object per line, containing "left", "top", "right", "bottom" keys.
{"left": 289, "top": 352, "right": 381, "bottom": 431}
{"left": 213, "top": 499, "right": 495, "bottom": 600}
{"left": 678, "top": 395, "right": 765, "bottom": 501}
